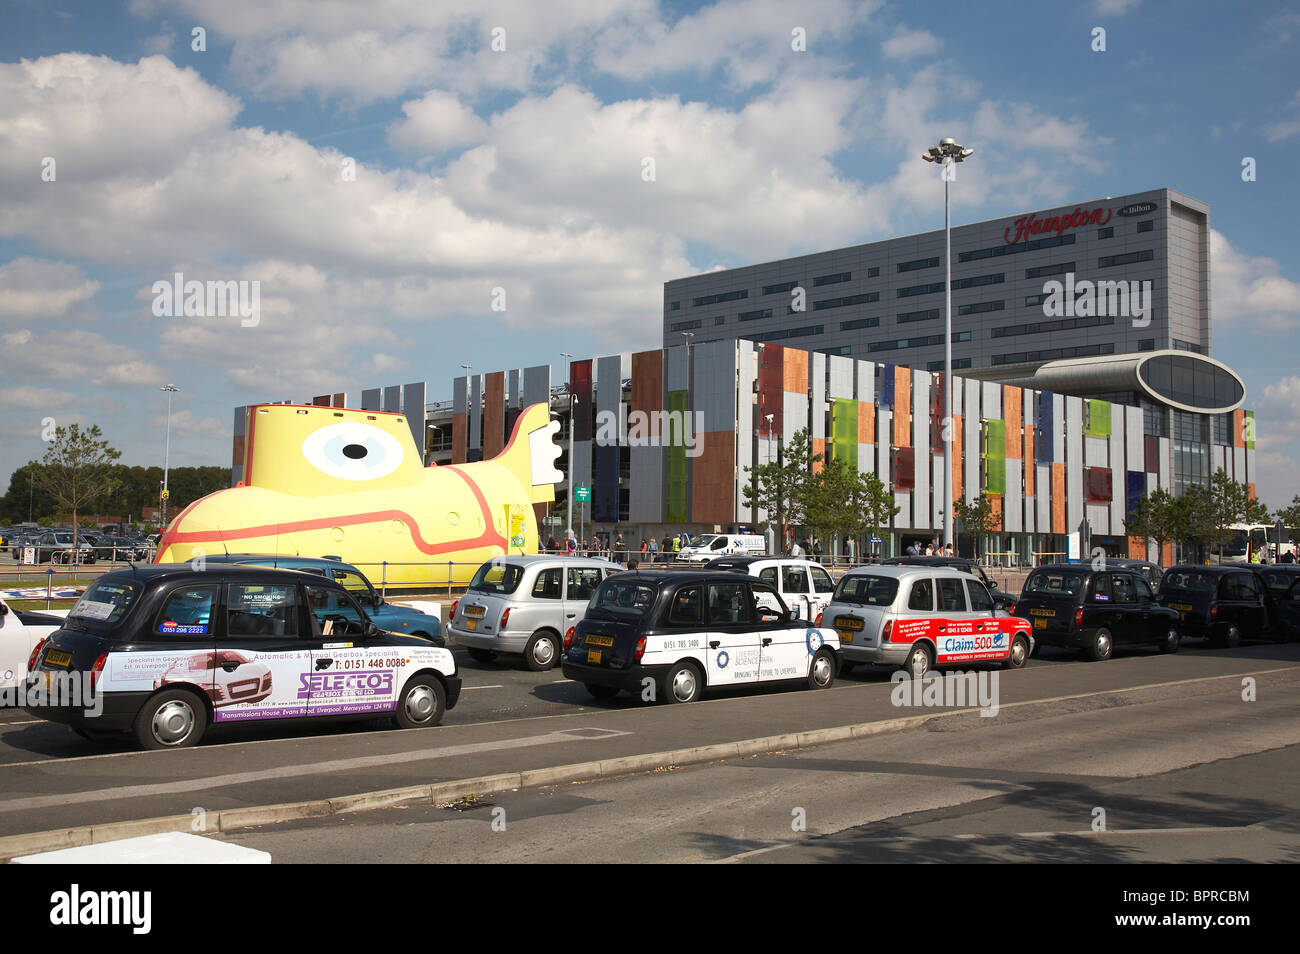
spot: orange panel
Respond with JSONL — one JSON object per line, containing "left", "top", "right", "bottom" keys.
{"left": 858, "top": 401, "right": 875, "bottom": 444}
{"left": 1127, "top": 535, "right": 1147, "bottom": 559}
{"left": 812, "top": 438, "right": 825, "bottom": 474}
{"left": 1005, "top": 387, "right": 1022, "bottom": 459}
{"left": 691, "top": 432, "right": 736, "bottom": 525}
{"left": 952, "top": 414, "right": 962, "bottom": 504}
{"left": 1161, "top": 541, "right": 1173, "bottom": 566}
{"left": 1024, "top": 428, "right": 1035, "bottom": 496}
{"left": 893, "top": 366, "right": 911, "bottom": 447}
{"left": 631, "top": 350, "right": 664, "bottom": 437}
{"left": 1232, "top": 409, "right": 1245, "bottom": 449}
{"left": 990, "top": 495, "right": 1003, "bottom": 532}
{"left": 231, "top": 434, "right": 245, "bottom": 471}
{"left": 1248, "top": 482, "right": 1256, "bottom": 501}
{"left": 783, "top": 349, "right": 808, "bottom": 394}
{"left": 1051, "top": 463, "right": 1066, "bottom": 535}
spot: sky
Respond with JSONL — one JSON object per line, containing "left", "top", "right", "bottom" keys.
{"left": 2, "top": 0, "right": 1300, "bottom": 509}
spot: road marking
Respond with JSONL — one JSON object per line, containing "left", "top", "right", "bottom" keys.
{"left": 0, "top": 726, "right": 633, "bottom": 814}
{"left": 462, "top": 685, "right": 503, "bottom": 690}
{"left": 0, "top": 720, "right": 42, "bottom": 727}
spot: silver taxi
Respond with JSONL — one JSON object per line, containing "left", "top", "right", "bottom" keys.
{"left": 821, "top": 565, "right": 1033, "bottom": 677}
{"left": 449, "top": 556, "right": 625, "bottom": 670}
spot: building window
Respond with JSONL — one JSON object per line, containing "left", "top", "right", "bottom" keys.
{"left": 897, "top": 308, "right": 940, "bottom": 324}
{"left": 1025, "top": 261, "right": 1076, "bottom": 279}
{"left": 898, "top": 282, "right": 945, "bottom": 298}
{"left": 1142, "top": 401, "right": 1165, "bottom": 437}
{"left": 927, "top": 358, "right": 972, "bottom": 371}
{"left": 867, "top": 266, "right": 880, "bottom": 278}
{"left": 1097, "top": 227, "right": 1113, "bottom": 239}
{"left": 762, "top": 281, "right": 800, "bottom": 295}
{"left": 670, "top": 301, "right": 680, "bottom": 311}
{"left": 1172, "top": 338, "right": 1203, "bottom": 354}
{"left": 821, "top": 346, "right": 852, "bottom": 356}
{"left": 813, "top": 272, "right": 851, "bottom": 286}
{"left": 991, "top": 314, "right": 1115, "bottom": 338}
{"left": 957, "top": 232, "right": 1076, "bottom": 263}
{"left": 749, "top": 324, "right": 824, "bottom": 343}
{"left": 714, "top": 316, "right": 725, "bottom": 325}
{"left": 670, "top": 319, "right": 702, "bottom": 332}
{"left": 957, "top": 300, "right": 1005, "bottom": 316}
{"left": 897, "top": 257, "right": 940, "bottom": 273}
{"left": 868, "top": 331, "right": 971, "bottom": 353}
{"left": 951, "top": 272, "right": 1005, "bottom": 290}
{"left": 1213, "top": 413, "right": 1230, "bottom": 445}
{"left": 1138, "top": 338, "right": 1155, "bottom": 351}
{"left": 1137, "top": 220, "right": 1154, "bottom": 233}
{"left": 813, "top": 292, "right": 879, "bottom": 311}
{"left": 737, "top": 308, "right": 772, "bottom": 321}
{"left": 691, "top": 289, "right": 748, "bottom": 306}
{"left": 1098, "top": 249, "right": 1154, "bottom": 268}
{"left": 991, "top": 343, "right": 1116, "bottom": 365}
{"left": 839, "top": 317, "right": 880, "bottom": 331}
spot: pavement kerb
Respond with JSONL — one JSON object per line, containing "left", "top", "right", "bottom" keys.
{"left": 1, "top": 667, "right": 1293, "bottom": 861}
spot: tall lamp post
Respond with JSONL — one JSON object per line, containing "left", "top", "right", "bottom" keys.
{"left": 921, "top": 137, "right": 974, "bottom": 554}
{"left": 560, "top": 353, "right": 573, "bottom": 544}
{"left": 159, "top": 384, "right": 179, "bottom": 530}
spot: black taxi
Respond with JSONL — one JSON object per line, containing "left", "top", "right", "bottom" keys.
{"left": 1156, "top": 565, "right": 1277, "bottom": 647}
{"left": 560, "top": 571, "right": 840, "bottom": 703}
{"left": 27, "top": 564, "right": 460, "bottom": 749}
{"left": 1016, "top": 564, "right": 1181, "bottom": 660}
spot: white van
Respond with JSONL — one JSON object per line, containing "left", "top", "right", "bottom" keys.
{"left": 675, "top": 533, "right": 767, "bottom": 563}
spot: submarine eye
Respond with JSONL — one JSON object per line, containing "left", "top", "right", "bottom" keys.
{"left": 301, "top": 423, "right": 404, "bottom": 481}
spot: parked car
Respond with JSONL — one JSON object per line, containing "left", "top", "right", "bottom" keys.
{"left": 1156, "top": 565, "right": 1277, "bottom": 647}
{"left": 881, "top": 556, "right": 1018, "bottom": 611}
{"left": 1104, "top": 558, "right": 1164, "bottom": 590}
{"left": 821, "top": 565, "right": 1032, "bottom": 676}
{"left": 199, "top": 554, "right": 443, "bottom": 646}
{"left": 0, "top": 597, "right": 64, "bottom": 698}
{"left": 35, "top": 531, "right": 97, "bottom": 565}
{"left": 705, "top": 556, "right": 837, "bottom": 621}
{"left": 561, "top": 570, "right": 839, "bottom": 702}
{"left": 27, "top": 564, "right": 459, "bottom": 748}
{"left": 1017, "top": 564, "right": 1181, "bottom": 660}
{"left": 675, "top": 533, "right": 767, "bottom": 563}
{"left": 449, "top": 555, "right": 625, "bottom": 670}
{"left": 1256, "top": 565, "right": 1300, "bottom": 641}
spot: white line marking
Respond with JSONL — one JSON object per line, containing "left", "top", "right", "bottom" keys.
{"left": 462, "top": 685, "right": 503, "bottom": 690}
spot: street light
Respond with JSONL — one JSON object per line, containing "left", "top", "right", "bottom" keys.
{"left": 921, "top": 137, "right": 974, "bottom": 553}
{"left": 160, "top": 384, "right": 179, "bottom": 530}
{"left": 560, "top": 353, "right": 573, "bottom": 544}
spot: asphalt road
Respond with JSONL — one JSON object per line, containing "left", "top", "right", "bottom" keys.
{"left": 2, "top": 638, "right": 1297, "bottom": 847}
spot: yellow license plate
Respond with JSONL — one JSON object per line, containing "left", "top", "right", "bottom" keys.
{"left": 1170, "top": 603, "right": 1192, "bottom": 611}
{"left": 586, "top": 635, "right": 614, "bottom": 647}
{"left": 465, "top": 619, "right": 477, "bottom": 631}
{"left": 587, "top": 649, "right": 603, "bottom": 664}
{"left": 44, "top": 650, "right": 72, "bottom": 667}
{"left": 834, "top": 616, "right": 864, "bottom": 631}
{"left": 839, "top": 630, "right": 854, "bottom": 643}
{"left": 1029, "top": 609, "right": 1055, "bottom": 617}
{"left": 465, "top": 606, "right": 486, "bottom": 618}
{"left": 1033, "top": 618, "right": 1046, "bottom": 630}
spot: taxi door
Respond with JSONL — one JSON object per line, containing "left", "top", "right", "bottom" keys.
{"left": 304, "top": 584, "right": 401, "bottom": 719}
{"left": 702, "top": 580, "right": 763, "bottom": 686}
{"left": 753, "top": 580, "right": 819, "bottom": 681}
{"left": 780, "top": 564, "right": 813, "bottom": 621}
{"left": 212, "top": 581, "right": 308, "bottom": 722}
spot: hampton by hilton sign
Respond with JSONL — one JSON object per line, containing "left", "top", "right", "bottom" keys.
{"left": 1002, "top": 200, "right": 1158, "bottom": 245}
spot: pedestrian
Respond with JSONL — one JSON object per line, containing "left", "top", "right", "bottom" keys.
{"left": 1283, "top": 549, "right": 1295, "bottom": 564}
{"left": 846, "top": 537, "right": 855, "bottom": 564}
{"left": 649, "top": 538, "right": 658, "bottom": 559}
{"left": 566, "top": 532, "right": 576, "bottom": 556}
{"left": 790, "top": 539, "right": 803, "bottom": 558}
{"left": 924, "top": 542, "right": 933, "bottom": 557}
{"left": 546, "top": 536, "right": 557, "bottom": 553}
{"left": 615, "top": 533, "right": 626, "bottom": 561}
{"left": 626, "top": 558, "right": 639, "bottom": 571}
{"left": 640, "top": 538, "right": 648, "bottom": 554}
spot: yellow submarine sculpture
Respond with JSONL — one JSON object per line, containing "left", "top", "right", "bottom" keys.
{"left": 155, "top": 401, "right": 563, "bottom": 584}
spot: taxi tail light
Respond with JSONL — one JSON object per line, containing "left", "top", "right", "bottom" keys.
{"left": 1209, "top": 604, "right": 1218, "bottom": 621}
{"left": 1007, "top": 602, "right": 1017, "bottom": 616}
{"left": 28, "top": 637, "right": 46, "bottom": 672}
{"left": 564, "top": 627, "right": 575, "bottom": 651}
{"left": 881, "top": 619, "right": 893, "bottom": 642}
{"left": 499, "top": 608, "right": 511, "bottom": 628}
{"left": 1074, "top": 607, "right": 1084, "bottom": 628}
{"left": 89, "top": 653, "right": 108, "bottom": 690}
{"left": 633, "top": 636, "right": 647, "bottom": 662}
{"left": 815, "top": 611, "right": 823, "bottom": 626}
{"left": 450, "top": 599, "right": 459, "bottom": 618}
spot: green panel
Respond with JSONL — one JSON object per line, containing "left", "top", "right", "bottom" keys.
{"left": 1085, "top": 399, "right": 1112, "bottom": 437}
{"left": 666, "top": 389, "right": 689, "bottom": 522}
{"left": 1245, "top": 410, "right": 1255, "bottom": 450}
{"left": 984, "top": 419, "right": 1006, "bottom": 495}
{"left": 831, "top": 398, "right": 858, "bottom": 470}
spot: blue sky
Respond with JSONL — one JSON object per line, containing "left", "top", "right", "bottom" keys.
{"left": 2, "top": 0, "right": 1300, "bottom": 507}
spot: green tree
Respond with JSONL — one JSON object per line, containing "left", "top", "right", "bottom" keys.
{"left": 32, "top": 424, "right": 121, "bottom": 548}
{"left": 1277, "top": 495, "right": 1300, "bottom": 540}
{"left": 803, "top": 458, "right": 900, "bottom": 557}
{"left": 1173, "top": 484, "right": 1215, "bottom": 563}
{"left": 743, "top": 427, "right": 819, "bottom": 552}
{"left": 859, "top": 471, "right": 900, "bottom": 558}
{"left": 1124, "top": 488, "right": 1179, "bottom": 563}
{"left": 1207, "top": 468, "right": 1268, "bottom": 562}
{"left": 953, "top": 493, "right": 997, "bottom": 559}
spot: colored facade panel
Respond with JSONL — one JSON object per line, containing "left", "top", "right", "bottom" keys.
{"left": 594, "top": 444, "right": 619, "bottom": 522}
{"left": 879, "top": 364, "right": 894, "bottom": 409}
{"left": 984, "top": 419, "right": 1006, "bottom": 495}
{"left": 360, "top": 388, "right": 381, "bottom": 411}
{"left": 692, "top": 432, "right": 735, "bottom": 524}
{"left": 452, "top": 412, "right": 467, "bottom": 464}
{"left": 1245, "top": 410, "right": 1255, "bottom": 449}
{"left": 1051, "top": 464, "right": 1066, "bottom": 534}
{"left": 783, "top": 347, "right": 808, "bottom": 396}
{"left": 893, "top": 366, "right": 911, "bottom": 447}
{"left": 758, "top": 345, "right": 784, "bottom": 437}
{"left": 989, "top": 494, "right": 1003, "bottom": 532}
{"left": 952, "top": 414, "right": 963, "bottom": 503}
{"left": 666, "top": 389, "right": 689, "bottom": 522}
{"left": 1085, "top": 467, "right": 1113, "bottom": 502}
{"left": 594, "top": 354, "right": 624, "bottom": 524}
{"left": 1232, "top": 408, "right": 1244, "bottom": 449}
{"left": 831, "top": 398, "right": 858, "bottom": 469}
{"left": 1126, "top": 471, "right": 1145, "bottom": 519}
{"left": 1085, "top": 399, "right": 1113, "bottom": 437}
{"left": 629, "top": 350, "right": 664, "bottom": 523}
{"left": 483, "top": 372, "right": 505, "bottom": 459}
{"left": 1035, "top": 391, "right": 1054, "bottom": 463}
{"left": 1004, "top": 386, "right": 1022, "bottom": 459}
{"left": 893, "top": 447, "right": 915, "bottom": 489}
{"left": 571, "top": 359, "right": 593, "bottom": 442}
{"left": 858, "top": 401, "right": 875, "bottom": 444}
{"left": 1024, "top": 424, "right": 1035, "bottom": 495}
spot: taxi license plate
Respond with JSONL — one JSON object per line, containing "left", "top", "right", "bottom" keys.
{"left": 1170, "top": 603, "right": 1192, "bottom": 611}
{"left": 838, "top": 631, "right": 853, "bottom": 643}
{"left": 587, "top": 649, "right": 603, "bottom": 664}
{"left": 1029, "top": 608, "right": 1055, "bottom": 617}
{"left": 465, "top": 619, "right": 477, "bottom": 631}
{"left": 1033, "top": 618, "right": 1046, "bottom": 630}
{"left": 465, "top": 605, "right": 486, "bottom": 618}
{"left": 586, "top": 635, "right": 615, "bottom": 647}
{"left": 44, "top": 650, "right": 72, "bottom": 667}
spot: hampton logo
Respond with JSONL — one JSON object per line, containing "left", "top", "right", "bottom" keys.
{"left": 50, "top": 885, "right": 151, "bottom": 935}
{"left": 890, "top": 669, "right": 1000, "bottom": 717}
{"left": 4, "top": 671, "right": 102, "bottom": 717}
{"left": 594, "top": 409, "right": 705, "bottom": 458}
{"left": 1040, "top": 271, "right": 1151, "bottom": 327}
{"left": 151, "top": 271, "right": 261, "bottom": 327}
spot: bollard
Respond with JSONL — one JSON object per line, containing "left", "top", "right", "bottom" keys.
{"left": 380, "top": 561, "right": 387, "bottom": 600}
{"left": 45, "top": 567, "right": 55, "bottom": 609}
{"left": 447, "top": 561, "right": 453, "bottom": 598}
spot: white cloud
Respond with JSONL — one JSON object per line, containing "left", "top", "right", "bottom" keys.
{"left": 1094, "top": 0, "right": 1140, "bottom": 14}
{"left": 1211, "top": 229, "right": 1300, "bottom": 332}
{"left": 0, "top": 387, "right": 78, "bottom": 410}
{"left": 0, "top": 257, "right": 100, "bottom": 321}
{"left": 387, "top": 91, "right": 490, "bottom": 154}
{"left": 882, "top": 27, "right": 940, "bottom": 59}
{"left": 2, "top": 327, "right": 164, "bottom": 386}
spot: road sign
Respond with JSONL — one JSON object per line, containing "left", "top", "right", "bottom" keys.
{"left": 869, "top": 535, "right": 882, "bottom": 544}
{"left": 22, "top": 547, "right": 35, "bottom": 565}
{"left": 574, "top": 486, "right": 591, "bottom": 503}
{"left": 161, "top": 489, "right": 169, "bottom": 500}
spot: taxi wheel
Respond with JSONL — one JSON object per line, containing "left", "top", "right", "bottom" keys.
{"left": 523, "top": 631, "right": 560, "bottom": 671}
{"left": 467, "top": 648, "right": 497, "bottom": 663}
{"left": 1158, "top": 627, "right": 1180, "bottom": 654}
{"left": 1214, "top": 624, "right": 1241, "bottom": 649}
{"left": 394, "top": 675, "right": 446, "bottom": 729}
{"left": 903, "top": 643, "right": 933, "bottom": 679}
{"left": 134, "top": 689, "right": 208, "bottom": 750}
{"left": 585, "top": 684, "right": 620, "bottom": 700}
{"left": 807, "top": 648, "right": 835, "bottom": 690}
{"left": 1086, "top": 627, "right": 1114, "bottom": 662}
{"left": 1004, "top": 634, "right": 1029, "bottom": 669}
{"left": 662, "top": 662, "right": 702, "bottom": 704}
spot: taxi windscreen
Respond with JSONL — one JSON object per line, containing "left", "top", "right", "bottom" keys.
{"left": 589, "top": 579, "right": 659, "bottom": 617}
{"left": 1159, "top": 570, "right": 1218, "bottom": 593}
{"left": 67, "top": 577, "right": 143, "bottom": 626}
{"left": 833, "top": 575, "right": 899, "bottom": 606}
{"left": 1022, "top": 570, "right": 1089, "bottom": 598}
{"left": 468, "top": 561, "right": 525, "bottom": 595}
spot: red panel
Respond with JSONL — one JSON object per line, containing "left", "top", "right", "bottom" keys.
{"left": 483, "top": 372, "right": 505, "bottom": 459}
{"left": 332, "top": 393, "right": 345, "bottom": 408}
{"left": 691, "top": 432, "right": 736, "bottom": 524}
{"left": 1085, "top": 466, "right": 1113, "bottom": 502}
{"left": 1144, "top": 434, "right": 1159, "bottom": 474}
{"left": 312, "top": 395, "right": 330, "bottom": 406}
{"left": 892, "top": 446, "right": 915, "bottom": 490}
{"left": 758, "top": 345, "right": 784, "bottom": 437}
{"left": 571, "top": 360, "right": 593, "bottom": 442}
{"left": 631, "top": 350, "right": 664, "bottom": 436}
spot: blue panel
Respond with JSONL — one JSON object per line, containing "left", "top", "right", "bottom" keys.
{"left": 594, "top": 443, "right": 620, "bottom": 522}
{"left": 1036, "top": 391, "right": 1054, "bottom": 463}
{"left": 879, "top": 364, "right": 895, "bottom": 409}
{"left": 1126, "top": 471, "right": 1145, "bottom": 517}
